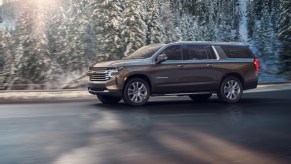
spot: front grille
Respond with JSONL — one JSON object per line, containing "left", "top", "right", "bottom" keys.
{"left": 90, "top": 72, "right": 110, "bottom": 81}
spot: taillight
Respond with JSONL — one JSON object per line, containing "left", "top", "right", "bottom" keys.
{"left": 254, "top": 58, "right": 259, "bottom": 71}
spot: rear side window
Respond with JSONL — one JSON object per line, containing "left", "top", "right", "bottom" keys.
{"left": 161, "top": 45, "right": 182, "bottom": 60}
{"left": 220, "top": 46, "right": 254, "bottom": 58}
{"left": 182, "top": 45, "right": 213, "bottom": 60}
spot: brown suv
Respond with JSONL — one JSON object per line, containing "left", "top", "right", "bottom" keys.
{"left": 88, "top": 42, "right": 259, "bottom": 106}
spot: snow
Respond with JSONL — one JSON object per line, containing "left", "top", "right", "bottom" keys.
{"left": 1, "top": 0, "right": 290, "bottom": 89}
{"left": 239, "top": 0, "right": 248, "bottom": 42}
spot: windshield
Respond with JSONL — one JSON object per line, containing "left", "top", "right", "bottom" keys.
{"left": 125, "top": 44, "right": 164, "bottom": 59}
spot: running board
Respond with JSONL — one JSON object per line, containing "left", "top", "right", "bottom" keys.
{"left": 151, "top": 92, "right": 215, "bottom": 97}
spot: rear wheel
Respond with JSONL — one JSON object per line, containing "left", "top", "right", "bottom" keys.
{"left": 189, "top": 94, "right": 212, "bottom": 102}
{"left": 217, "top": 77, "right": 243, "bottom": 103}
{"left": 97, "top": 95, "right": 122, "bottom": 104}
{"left": 123, "top": 78, "right": 150, "bottom": 106}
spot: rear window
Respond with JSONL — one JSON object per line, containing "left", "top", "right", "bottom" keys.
{"left": 220, "top": 46, "right": 254, "bottom": 58}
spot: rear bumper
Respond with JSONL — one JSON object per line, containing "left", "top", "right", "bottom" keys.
{"left": 244, "top": 77, "right": 259, "bottom": 90}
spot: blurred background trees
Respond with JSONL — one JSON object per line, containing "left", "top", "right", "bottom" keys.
{"left": 0, "top": 0, "right": 290, "bottom": 89}
{"left": 278, "top": 0, "right": 291, "bottom": 79}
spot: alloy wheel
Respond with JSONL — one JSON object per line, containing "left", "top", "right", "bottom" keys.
{"left": 127, "top": 82, "right": 148, "bottom": 103}
{"left": 223, "top": 80, "right": 241, "bottom": 100}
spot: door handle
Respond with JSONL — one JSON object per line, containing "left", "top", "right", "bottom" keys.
{"left": 207, "top": 64, "right": 213, "bottom": 67}
{"left": 178, "top": 65, "right": 183, "bottom": 67}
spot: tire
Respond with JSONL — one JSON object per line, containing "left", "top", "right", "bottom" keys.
{"left": 123, "top": 78, "right": 150, "bottom": 106}
{"left": 189, "top": 94, "right": 212, "bottom": 102}
{"left": 217, "top": 77, "right": 243, "bottom": 103}
{"left": 97, "top": 95, "right": 122, "bottom": 104}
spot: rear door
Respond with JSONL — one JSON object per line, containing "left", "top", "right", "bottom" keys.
{"left": 180, "top": 44, "right": 220, "bottom": 92}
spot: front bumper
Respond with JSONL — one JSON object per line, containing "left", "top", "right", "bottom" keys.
{"left": 87, "top": 78, "right": 122, "bottom": 96}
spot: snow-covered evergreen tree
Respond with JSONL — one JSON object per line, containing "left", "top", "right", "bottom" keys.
{"left": 278, "top": 0, "right": 291, "bottom": 79}
{"left": 0, "top": 29, "right": 14, "bottom": 87}
{"left": 143, "top": 0, "right": 164, "bottom": 44}
{"left": 179, "top": 14, "right": 196, "bottom": 41}
{"left": 13, "top": 1, "right": 52, "bottom": 88}
{"left": 195, "top": 0, "right": 216, "bottom": 41}
{"left": 247, "top": 0, "right": 283, "bottom": 81}
{"left": 216, "top": 0, "right": 238, "bottom": 41}
{"left": 1, "top": 0, "right": 291, "bottom": 87}
{"left": 64, "top": 0, "right": 90, "bottom": 70}
{"left": 90, "top": 0, "right": 123, "bottom": 60}
{"left": 159, "top": 0, "right": 180, "bottom": 42}
{"left": 122, "top": 0, "right": 146, "bottom": 56}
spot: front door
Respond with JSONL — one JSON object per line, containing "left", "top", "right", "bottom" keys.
{"left": 151, "top": 45, "right": 187, "bottom": 93}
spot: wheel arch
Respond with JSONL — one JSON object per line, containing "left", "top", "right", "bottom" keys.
{"left": 221, "top": 73, "right": 245, "bottom": 89}
{"left": 124, "top": 74, "right": 152, "bottom": 91}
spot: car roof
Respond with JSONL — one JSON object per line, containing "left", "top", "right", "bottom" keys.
{"left": 167, "top": 41, "right": 248, "bottom": 47}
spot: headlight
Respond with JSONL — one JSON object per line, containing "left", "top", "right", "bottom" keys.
{"left": 107, "top": 67, "right": 123, "bottom": 72}
{"left": 107, "top": 67, "right": 123, "bottom": 76}
{"left": 117, "top": 67, "right": 123, "bottom": 71}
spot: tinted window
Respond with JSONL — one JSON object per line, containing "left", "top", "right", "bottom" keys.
{"left": 161, "top": 45, "right": 182, "bottom": 60}
{"left": 182, "top": 45, "right": 210, "bottom": 60}
{"left": 214, "top": 46, "right": 228, "bottom": 58}
{"left": 126, "top": 44, "right": 164, "bottom": 59}
{"left": 207, "top": 47, "right": 217, "bottom": 59}
{"left": 220, "top": 46, "right": 254, "bottom": 58}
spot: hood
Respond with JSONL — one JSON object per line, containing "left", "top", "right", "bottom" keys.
{"left": 91, "top": 59, "right": 148, "bottom": 68}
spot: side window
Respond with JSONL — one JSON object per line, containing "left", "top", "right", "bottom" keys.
{"left": 220, "top": 46, "right": 254, "bottom": 58}
{"left": 214, "top": 46, "right": 228, "bottom": 58}
{"left": 161, "top": 45, "right": 182, "bottom": 60}
{"left": 206, "top": 46, "right": 217, "bottom": 59}
{"left": 183, "top": 45, "right": 209, "bottom": 60}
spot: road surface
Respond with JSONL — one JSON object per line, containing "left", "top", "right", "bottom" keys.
{"left": 1, "top": 90, "right": 291, "bottom": 164}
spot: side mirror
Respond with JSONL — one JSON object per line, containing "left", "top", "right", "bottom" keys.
{"left": 156, "top": 54, "right": 168, "bottom": 64}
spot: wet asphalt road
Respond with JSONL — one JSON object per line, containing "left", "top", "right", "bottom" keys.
{"left": 1, "top": 90, "right": 291, "bottom": 164}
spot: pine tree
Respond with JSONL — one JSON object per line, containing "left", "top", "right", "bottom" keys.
{"left": 247, "top": 0, "right": 255, "bottom": 38}
{"left": 159, "top": 0, "right": 180, "bottom": 42}
{"left": 179, "top": 14, "right": 197, "bottom": 41}
{"left": 278, "top": 0, "right": 291, "bottom": 79}
{"left": 64, "top": 0, "right": 91, "bottom": 70}
{"left": 48, "top": 0, "right": 94, "bottom": 74}
{"left": 13, "top": 1, "right": 52, "bottom": 89}
{"left": 0, "top": 29, "right": 14, "bottom": 88}
{"left": 122, "top": 0, "right": 146, "bottom": 56}
{"left": 278, "top": 0, "right": 291, "bottom": 40}
{"left": 196, "top": 0, "right": 216, "bottom": 41}
{"left": 48, "top": 6, "right": 68, "bottom": 71}
{"left": 144, "top": 0, "right": 164, "bottom": 44}
{"left": 90, "top": 0, "right": 124, "bottom": 61}
{"left": 247, "top": 0, "right": 282, "bottom": 81}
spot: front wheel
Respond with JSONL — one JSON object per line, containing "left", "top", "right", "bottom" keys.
{"left": 123, "top": 78, "right": 150, "bottom": 106}
{"left": 217, "top": 77, "right": 243, "bottom": 103}
{"left": 97, "top": 95, "right": 122, "bottom": 104}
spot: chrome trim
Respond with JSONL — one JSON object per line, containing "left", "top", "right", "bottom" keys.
{"left": 88, "top": 81, "right": 107, "bottom": 84}
{"left": 212, "top": 46, "right": 220, "bottom": 60}
{"left": 155, "top": 77, "right": 169, "bottom": 79}
{"left": 175, "top": 41, "right": 246, "bottom": 46}
{"left": 152, "top": 92, "right": 213, "bottom": 96}
{"left": 157, "top": 58, "right": 253, "bottom": 65}
{"left": 88, "top": 89, "right": 109, "bottom": 94}
{"left": 89, "top": 70, "right": 110, "bottom": 81}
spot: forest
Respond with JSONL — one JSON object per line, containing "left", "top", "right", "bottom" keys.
{"left": 0, "top": 0, "right": 290, "bottom": 89}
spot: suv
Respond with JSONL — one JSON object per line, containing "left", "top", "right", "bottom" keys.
{"left": 88, "top": 42, "right": 259, "bottom": 106}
